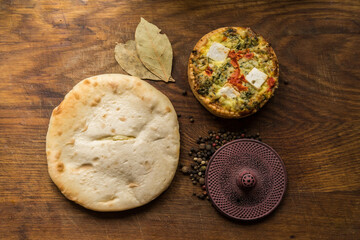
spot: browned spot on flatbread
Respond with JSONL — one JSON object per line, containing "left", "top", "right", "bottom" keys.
{"left": 111, "top": 128, "right": 116, "bottom": 133}
{"left": 55, "top": 151, "right": 61, "bottom": 159}
{"left": 128, "top": 183, "right": 139, "bottom": 188}
{"left": 165, "top": 106, "right": 171, "bottom": 113}
{"left": 57, "top": 131, "right": 62, "bottom": 136}
{"left": 102, "top": 114, "right": 107, "bottom": 119}
{"left": 57, "top": 162, "right": 64, "bottom": 172}
{"left": 81, "top": 124, "right": 88, "bottom": 132}
{"left": 73, "top": 92, "right": 80, "bottom": 100}
{"left": 93, "top": 82, "right": 98, "bottom": 87}
{"left": 116, "top": 107, "right": 120, "bottom": 111}
{"left": 66, "top": 138, "right": 75, "bottom": 145}
{"left": 77, "top": 163, "right": 93, "bottom": 171}
{"left": 119, "top": 117, "right": 126, "bottom": 122}
{"left": 143, "top": 160, "right": 151, "bottom": 171}
{"left": 99, "top": 195, "right": 117, "bottom": 203}
{"left": 84, "top": 79, "right": 90, "bottom": 85}
{"left": 53, "top": 104, "right": 62, "bottom": 115}
{"left": 94, "top": 97, "right": 101, "bottom": 103}
{"left": 109, "top": 82, "right": 118, "bottom": 93}
{"left": 136, "top": 81, "right": 142, "bottom": 87}
{"left": 91, "top": 97, "right": 101, "bottom": 107}
{"left": 58, "top": 184, "right": 65, "bottom": 192}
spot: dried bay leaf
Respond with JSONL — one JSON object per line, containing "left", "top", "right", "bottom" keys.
{"left": 135, "top": 18, "right": 173, "bottom": 82}
{"left": 114, "top": 40, "right": 161, "bottom": 81}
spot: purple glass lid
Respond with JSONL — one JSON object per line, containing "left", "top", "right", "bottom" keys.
{"left": 205, "top": 139, "right": 287, "bottom": 221}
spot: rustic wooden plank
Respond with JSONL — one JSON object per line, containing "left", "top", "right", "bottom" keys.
{"left": 1, "top": 0, "right": 359, "bottom": 239}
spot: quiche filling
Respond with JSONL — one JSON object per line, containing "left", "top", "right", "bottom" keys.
{"left": 190, "top": 27, "right": 278, "bottom": 112}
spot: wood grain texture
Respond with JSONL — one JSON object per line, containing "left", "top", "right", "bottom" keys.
{"left": 1, "top": 0, "right": 359, "bottom": 239}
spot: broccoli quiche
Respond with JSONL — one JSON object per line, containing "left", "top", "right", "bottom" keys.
{"left": 188, "top": 27, "right": 279, "bottom": 118}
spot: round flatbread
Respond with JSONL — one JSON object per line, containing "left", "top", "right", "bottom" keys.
{"left": 188, "top": 27, "right": 279, "bottom": 118}
{"left": 46, "top": 74, "right": 180, "bottom": 211}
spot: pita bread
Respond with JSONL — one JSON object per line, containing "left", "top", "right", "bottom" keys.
{"left": 46, "top": 74, "right": 180, "bottom": 211}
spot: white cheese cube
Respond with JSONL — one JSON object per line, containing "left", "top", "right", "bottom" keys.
{"left": 245, "top": 67, "right": 268, "bottom": 89}
{"left": 218, "top": 85, "right": 239, "bottom": 99}
{"left": 206, "top": 43, "right": 230, "bottom": 62}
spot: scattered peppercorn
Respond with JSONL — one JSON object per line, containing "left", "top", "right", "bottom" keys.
{"left": 197, "top": 194, "right": 205, "bottom": 200}
{"left": 180, "top": 129, "right": 261, "bottom": 201}
{"left": 200, "top": 166, "right": 207, "bottom": 172}
{"left": 181, "top": 166, "right": 190, "bottom": 174}
{"left": 182, "top": 90, "right": 188, "bottom": 96}
{"left": 177, "top": 113, "right": 181, "bottom": 118}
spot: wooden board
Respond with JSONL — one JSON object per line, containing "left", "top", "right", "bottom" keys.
{"left": 1, "top": 0, "right": 359, "bottom": 239}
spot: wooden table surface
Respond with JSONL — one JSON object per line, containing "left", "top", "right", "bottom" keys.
{"left": 1, "top": 0, "right": 359, "bottom": 239}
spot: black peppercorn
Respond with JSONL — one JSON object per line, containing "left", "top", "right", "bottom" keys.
{"left": 185, "top": 129, "right": 261, "bottom": 201}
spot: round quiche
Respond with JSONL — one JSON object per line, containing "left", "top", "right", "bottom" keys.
{"left": 188, "top": 27, "right": 279, "bottom": 118}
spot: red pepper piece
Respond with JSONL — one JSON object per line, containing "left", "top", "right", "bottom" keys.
{"left": 236, "top": 53, "right": 243, "bottom": 59}
{"left": 228, "top": 73, "right": 248, "bottom": 91}
{"left": 229, "top": 68, "right": 240, "bottom": 80}
{"left": 205, "top": 66, "right": 213, "bottom": 76}
{"left": 239, "top": 74, "right": 247, "bottom": 83}
{"left": 228, "top": 50, "right": 237, "bottom": 59}
{"left": 244, "top": 52, "right": 254, "bottom": 59}
{"left": 229, "top": 50, "right": 244, "bottom": 60}
{"left": 267, "top": 77, "right": 276, "bottom": 91}
{"left": 230, "top": 59, "right": 239, "bottom": 68}
{"left": 227, "top": 50, "right": 251, "bottom": 91}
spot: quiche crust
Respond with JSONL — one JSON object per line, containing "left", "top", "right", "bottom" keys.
{"left": 188, "top": 27, "right": 279, "bottom": 118}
